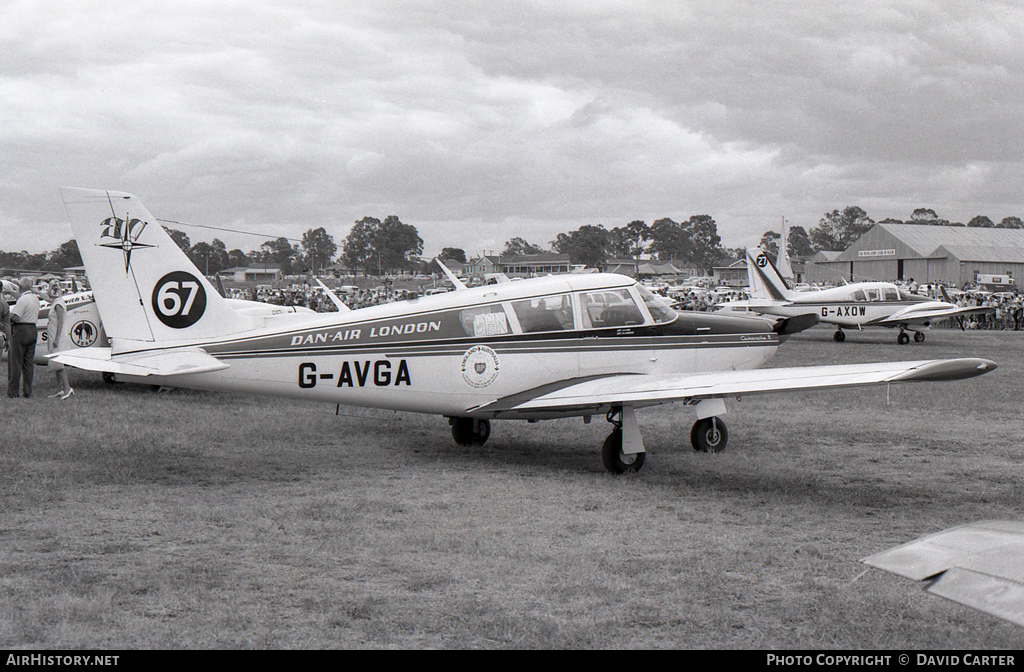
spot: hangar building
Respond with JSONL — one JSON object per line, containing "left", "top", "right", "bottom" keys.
{"left": 806, "top": 224, "right": 1024, "bottom": 289}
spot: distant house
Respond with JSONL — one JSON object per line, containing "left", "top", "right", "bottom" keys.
{"left": 223, "top": 266, "right": 283, "bottom": 283}
{"left": 500, "top": 253, "right": 573, "bottom": 278}
{"left": 467, "top": 255, "right": 501, "bottom": 280}
{"left": 601, "top": 257, "right": 638, "bottom": 278}
{"left": 713, "top": 259, "right": 748, "bottom": 287}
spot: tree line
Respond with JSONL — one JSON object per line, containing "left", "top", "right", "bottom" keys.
{"left": 4, "top": 206, "right": 1020, "bottom": 277}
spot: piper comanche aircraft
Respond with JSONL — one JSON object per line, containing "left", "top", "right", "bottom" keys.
{"left": 739, "top": 248, "right": 994, "bottom": 344}
{"left": 54, "top": 188, "right": 997, "bottom": 474}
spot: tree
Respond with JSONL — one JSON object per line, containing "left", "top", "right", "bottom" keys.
{"left": 48, "top": 239, "right": 82, "bottom": 270}
{"left": 809, "top": 206, "right": 874, "bottom": 251}
{"left": 375, "top": 216, "right": 423, "bottom": 274}
{"left": 685, "top": 215, "right": 723, "bottom": 275}
{"left": 911, "top": 208, "right": 938, "bottom": 222}
{"left": 502, "top": 237, "right": 545, "bottom": 256}
{"left": 189, "top": 241, "right": 223, "bottom": 275}
{"left": 607, "top": 220, "right": 649, "bottom": 260}
{"left": 967, "top": 215, "right": 995, "bottom": 228}
{"left": 998, "top": 216, "right": 1024, "bottom": 229}
{"left": 164, "top": 227, "right": 191, "bottom": 253}
{"left": 342, "top": 216, "right": 423, "bottom": 276}
{"left": 343, "top": 217, "right": 380, "bottom": 276}
{"left": 227, "top": 249, "right": 251, "bottom": 268}
{"left": 758, "top": 230, "right": 780, "bottom": 258}
{"left": 301, "top": 227, "right": 337, "bottom": 274}
{"left": 440, "top": 247, "right": 467, "bottom": 263}
{"left": 647, "top": 218, "right": 688, "bottom": 261}
{"left": 259, "top": 237, "right": 297, "bottom": 274}
{"left": 552, "top": 225, "right": 609, "bottom": 268}
{"left": 787, "top": 226, "right": 814, "bottom": 258}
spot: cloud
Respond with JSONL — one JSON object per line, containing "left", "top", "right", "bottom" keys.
{"left": 2, "top": 0, "right": 1023, "bottom": 256}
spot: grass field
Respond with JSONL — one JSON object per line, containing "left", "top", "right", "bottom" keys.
{"left": 2, "top": 325, "right": 1023, "bottom": 649}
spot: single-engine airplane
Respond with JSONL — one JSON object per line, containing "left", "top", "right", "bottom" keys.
{"left": 54, "top": 189, "right": 997, "bottom": 473}
{"left": 737, "top": 248, "right": 994, "bottom": 344}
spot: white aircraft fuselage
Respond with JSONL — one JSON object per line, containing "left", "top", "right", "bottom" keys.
{"left": 120, "top": 274, "right": 784, "bottom": 419}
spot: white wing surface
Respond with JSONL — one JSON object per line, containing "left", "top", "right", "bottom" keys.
{"left": 863, "top": 520, "right": 1024, "bottom": 627}
{"left": 471, "top": 358, "right": 996, "bottom": 416}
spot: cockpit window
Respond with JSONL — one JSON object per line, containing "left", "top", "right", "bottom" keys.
{"left": 635, "top": 285, "right": 677, "bottom": 324}
{"left": 581, "top": 288, "right": 645, "bottom": 328}
{"left": 511, "top": 293, "right": 574, "bottom": 332}
{"left": 883, "top": 288, "right": 899, "bottom": 301}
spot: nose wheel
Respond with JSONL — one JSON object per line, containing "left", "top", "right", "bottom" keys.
{"left": 833, "top": 329, "right": 846, "bottom": 342}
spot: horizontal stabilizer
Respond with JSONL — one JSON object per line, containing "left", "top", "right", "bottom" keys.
{"left": 863, "top": 520, "right": 1024, "bottom": 627}
{"left": 49, "top": 347, "right": 228, "bottom": 377}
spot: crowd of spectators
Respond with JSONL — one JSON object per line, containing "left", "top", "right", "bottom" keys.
{"left": 231, "top": 279, "right": 423, "bottom": 312}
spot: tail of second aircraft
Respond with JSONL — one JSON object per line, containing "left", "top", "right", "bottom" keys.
{"left": 61, "top": 188, "right": 254, "bottom": 352}
{"left": 744, "top": 247, "right": 797, "bottom": 302}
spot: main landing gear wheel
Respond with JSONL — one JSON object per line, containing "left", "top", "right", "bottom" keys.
{"left": 897, "top": 331, "right": 910, "bottom": 345}
{"left": 913, "top": 331, "right": 925, "bottom": 343}
{"left": 691, "top": 417, "right": 729, "bottom": 453}
{"left": 601, "top": 428, "right": 646, "bottom": 474}
{"left": 450, "top": 417, "right": 490, "bottom": 446}
{"left": 832, "top": 329, "right": 846, "bottom": 342}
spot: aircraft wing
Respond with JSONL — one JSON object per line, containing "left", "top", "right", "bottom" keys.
{"left": 873, "top": 305, "right": 995, "bottom": 327}
{"left": 862, "top": 520, "right": 1024, "bottom": 627}
{"left": 49, "top": 347, "right": 228, "bottom": 377}
{"left": 470, "top": 358, "right": 995, "bottom": 416}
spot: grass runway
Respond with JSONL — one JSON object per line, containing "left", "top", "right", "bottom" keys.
{"left": 1, "top": 325, "right": 1023, "bottom": 649}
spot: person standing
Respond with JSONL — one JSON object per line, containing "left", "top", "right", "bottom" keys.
{"left": 46, "top": 299, "right": 74, "bottom": 399}
{"left": 0, "top": 290, "right": 10, "bottom": 358}
{"left": 8, "top": 277, "right": 41, "bottom": 398}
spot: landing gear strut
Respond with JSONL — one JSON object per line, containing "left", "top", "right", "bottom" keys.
{"left": 691, "top": 416, "right": 729, "bottom": 453}
{"left": 601, "top": 408, "right": 645, "bottom": 474}
{"left": 450, "top": 417, "right": 490, "bottom": 446}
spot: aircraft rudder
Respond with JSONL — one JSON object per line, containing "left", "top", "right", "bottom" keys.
{"left": 745, "top": 247, "right": 795, "bottom": 301}
{"left": 61, "top": 188, "right": 253, "bottom": 346}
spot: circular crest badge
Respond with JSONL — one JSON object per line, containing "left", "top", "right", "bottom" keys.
{"left": 69, "top": 320, "right": 99, "bottom": 347}
{"left": 461, "top": 345, "right": 500, "bottom": 388}
{"left": 151, "top": 271, "right": 207, "bottom": 329}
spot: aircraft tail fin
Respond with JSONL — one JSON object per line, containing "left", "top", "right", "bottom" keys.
{"left": 60, "top": 188, "right": 255, "bottom": 352}
{"left": 745, "top": 247, "right": 797, "bottom": 302}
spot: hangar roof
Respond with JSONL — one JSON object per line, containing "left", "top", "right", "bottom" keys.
{"left": 930, "top": 244, "right": 1024, "bottom": 263}
{"left": 877, "top": 224, "right": 1024, "bottom": 257}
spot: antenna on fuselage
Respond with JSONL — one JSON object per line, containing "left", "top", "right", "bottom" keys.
{"left": 434, "top": 257, "right": 468, "bottom": 291}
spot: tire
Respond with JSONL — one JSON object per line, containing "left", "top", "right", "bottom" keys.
{"left": 691, "top": 417, "right": 729, "bottom": 453}
{"left": 601, "top": 429, "right": 646, "bottom": 474}
{"left": 913, "top": 331, "right": 925, "bottom": 343}
{"left": 450, "top": 417, "right": 490, "bottom": 446}
{"left": 833, "top": 330, "right": 846, "bottom": 342}
{"left": 897, "top": 332, "right": 910, "bottom": 345}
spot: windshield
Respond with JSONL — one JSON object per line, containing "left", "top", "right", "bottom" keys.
{"left": 635, "top": 285, "right": 678, "bottom": 324}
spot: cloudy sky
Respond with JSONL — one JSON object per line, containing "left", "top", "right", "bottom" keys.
{"left": 2, "top": 0, "right": 1023, "bottom": 258}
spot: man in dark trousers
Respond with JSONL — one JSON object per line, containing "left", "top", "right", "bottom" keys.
{"left": 8, "top": 277, "right": 41, "bottom": 398}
